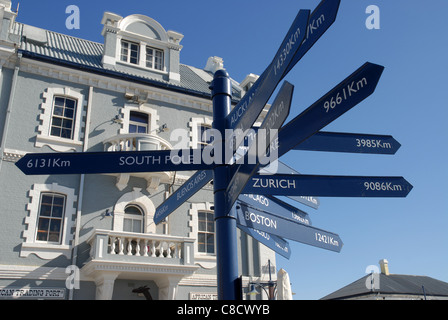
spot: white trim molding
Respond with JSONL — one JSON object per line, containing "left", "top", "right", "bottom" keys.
{"left": 22, "top": 183, "right": 77, "bottom": 260}
{"left": 36, "top": 87, "right": 87, "bottom": 152}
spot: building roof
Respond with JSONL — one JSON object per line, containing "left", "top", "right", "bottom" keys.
{"left": 12, "top": 22, "right": 243, "bottom": 101}
{"left": 321, "top": 273, "right": 448, "bottom": 300}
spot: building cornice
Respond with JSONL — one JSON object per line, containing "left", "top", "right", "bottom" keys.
{"left": 17, "top": 52, "right": 214, "bottom": 114}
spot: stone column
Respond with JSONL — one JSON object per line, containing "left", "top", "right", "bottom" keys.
{"left": 94, "top": 272, "right": 120, "bottom": 300}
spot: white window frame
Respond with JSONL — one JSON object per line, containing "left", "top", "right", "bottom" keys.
{"left": 188, "top": 117, "right": 213, "bottom": 149}
{"left": 189, "top": 203, "right": 216, "bottom": 258}
{"left": 36, "top": 87, "right": 86, "bottom": 152}
{"left": 123, "top": 204, "right": 145, "bottom": 233}
{"left": 112, "top": 188, "right": 156, "bottom": 234}
{"left": 120, "top": 39, "right": 140, "bottom": 65}
{"left": 118, "top": 103, "right": 159, "bottom": 135}
{"left": 145, "top": 46, "right": 164, "bottom": 71}
{"left": 22, "top": 183, "right": 77, "bottom": 260}
{"left": 117, "top": 37, "right": 166, "bottom": 73}
{"left": 35, "top": 192, "right": 66, "bottom": 244}
{"left": 197, "top": 210, "right": 215, "bottom": 254}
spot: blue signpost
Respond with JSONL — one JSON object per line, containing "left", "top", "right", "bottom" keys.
{"left": 14, "top": 0, "right": 414, "bottom": 301}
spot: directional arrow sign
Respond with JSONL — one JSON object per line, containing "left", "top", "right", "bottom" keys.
{"left": 273, "top": 62, "right": 385, "bottom": 160}
{"left": 293, "top": 131, "right": 401, "bottom": 155}
{"left": 237, "top": 194, "right": 312, "bottom": 226}
{"left": 244, "top": 174, "right": 413, "bottom": 198}
{"left": 226, "top": 10, "right": 310, "bottom": 133}
{"left": 227, "top": 0, "right": 342, "bottom": 134}
{"left": 236, "top": 203, "right": 343, "bottom": 253}
{"left": 154, "top": 169, "right": 213, "bottom": 225}
{"left": 259, "top": 160, "right": 320, "bottom": 209}
{"left": 237, "top": 224, "right": 292, "bottom": 259}
{"left": 226, "top": 81, "right": 293, "bottom": 214}
{"left": 284, "top": 0, "right": 341, "bottom": 75}
{"left": 15, "top": 149, "right": 215, "bottom": 175}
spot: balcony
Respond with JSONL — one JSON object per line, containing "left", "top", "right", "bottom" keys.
{"left": 102, "top": 133, "right": 174, "bottom": 193}
{"left": 81, "top": 229, "right": 198, "bottom": 299}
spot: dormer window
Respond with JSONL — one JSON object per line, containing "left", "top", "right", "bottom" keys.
{"left": 120, "top": 40, "right": 139, "bottom": 65}
{"left": 146, "top": 46, "right": 164, "bottom": 71}
{"left": 101, "top": 13, "right": 183, "bottom": 82}
{"left": 119, "top": 40, "right": 165, "bottom": 72}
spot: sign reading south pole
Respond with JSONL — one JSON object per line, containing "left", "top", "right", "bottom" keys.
{"left": 15, "top": 149, "right": 214, "bottom": 175}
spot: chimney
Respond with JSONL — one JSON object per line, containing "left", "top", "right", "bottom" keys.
{"left": 379, "top": 259, "right": 390, "bottom": 275}
{"left": 205, "top": 56, "right": 224, "bottom": 74}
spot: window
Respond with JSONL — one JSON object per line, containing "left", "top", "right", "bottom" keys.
{"left": 36, "top": 193, "right": 66, "bottom": 243}
{"left": 121, "top": 40, "right": 139, "bottom": 64}
{"left": 50, "top": 96, "right": 77, "bottom": 139}
{"left": 198, "top": 211, "right": 215, "bottom": 254}
{"left": 36, "top": 87, "right": 85, "bottom": 152}
{"left": 129, "top": 111, "right": 149, "bottom": 134}
{"left": 123, "top": 205, "right": 144, "bottom": 233}
{"left": 120, "top": 40, "right": 165, "bottom": 71}
{"left": 146, "top": 46, "right": 164, "bottom": 71}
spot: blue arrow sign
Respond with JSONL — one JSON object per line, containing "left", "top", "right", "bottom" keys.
{"left": 274, "top": 62, "right": 385, "bottom": 160}
{"left": 15, "top": 149, "right": 215, "bottom": 175}
{"left": 226, "top": 10, "right": 310, "bottom": 133}
{"left": 237, "top": 194, "right": 312, "bottom": 226}
{"left": 244, "top": 174, "right": 413, "bottom": 198}
{"left": 259, "top": 160, "right": 320, "bottom": 209}
{"left": 154, "top": 169, "right": 213, "bottom": 225}
{"left": 236, "top": 203, "right": 343, "bottom": 253}
{"left": 284, "top": 0, "right": 341, "bottom": 75}
{"left": 237, "top": 224, "right": 292, "bottom": 259}
{"left": 293, "top": 131, "right": 401, "bottom": 155}
{"left": 226, "top": 82, "right": 293, "bottom": 214}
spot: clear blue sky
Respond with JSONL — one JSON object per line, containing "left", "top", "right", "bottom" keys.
{"left": 15, "top": 0, "right": 448, "bottom": 300}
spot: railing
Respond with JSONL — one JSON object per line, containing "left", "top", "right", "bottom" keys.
{"left": 87, "top": 229, "right": 195, "bottom": 266}
{"left": 103, "top": 133, "right": 172, "bottom": 152}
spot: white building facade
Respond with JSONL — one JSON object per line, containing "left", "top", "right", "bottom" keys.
{"left": 0, "top": 1, "right": 276, "bottom": 300}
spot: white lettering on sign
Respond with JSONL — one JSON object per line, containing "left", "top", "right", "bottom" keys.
{"left": 364, "top": 181, "right": 403, "bottom": 192}
{"left": 27, "top": 158, "right": 70, "bottom": 169}
{"left": 176, "top": 170, "right": 208, "bottom": 201}
{"left": 244, "top": 210, "right": 278, "bottom": 230}
{"left": 275, "top": 241, "right": 289, "bottom": 253}
{"left": 229, "top": 90, "right": 256, "bottom": 129}
{"left": 315, "top": 233, "right": 339, "bottom": 247}
{"left": 356, "top": 139, "right": 392, "bottom": 149}
{"left": 323, "top": 77, "right": 368, "bottom": 113}
{"left": 244, "top": 194, "right": 270, "bottom": 207}
{"left": 251, "top": 178, "right": 296, "bottom": 189}
{"left": 274, "top": 27, "right": 303, "bottom": 76}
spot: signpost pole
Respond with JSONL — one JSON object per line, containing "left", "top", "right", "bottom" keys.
{"left": 210, "top": 70, "right": 239, "bottom": 300}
